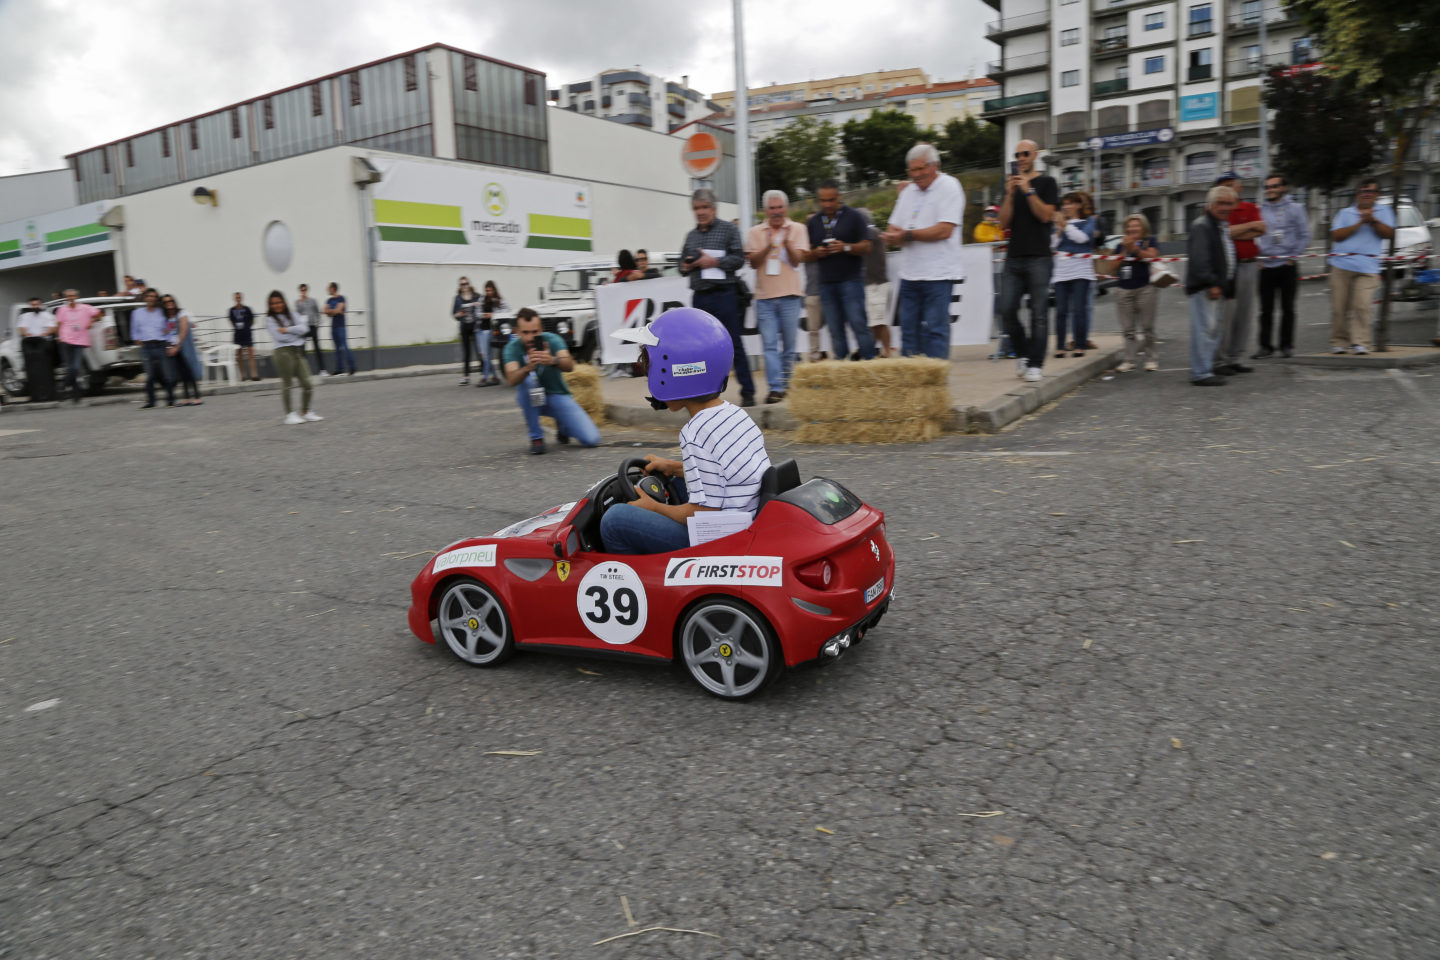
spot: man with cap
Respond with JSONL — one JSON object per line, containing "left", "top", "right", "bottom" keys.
{"left": 1213, "top": 171, "right": 1265, "bottom": 375}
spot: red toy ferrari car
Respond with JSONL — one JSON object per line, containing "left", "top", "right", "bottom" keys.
{"left": 407, "top": 458, "right": 894, "bottom": 699}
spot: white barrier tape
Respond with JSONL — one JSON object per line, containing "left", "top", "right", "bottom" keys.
{"left": 990, "top": 251, "right": 1433, "bottom": 265}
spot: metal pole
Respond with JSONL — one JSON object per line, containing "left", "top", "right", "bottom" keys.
{"left": 1258, "top": 6, "right": 1269, "bottom": 188}
{"left": 359, "top": 183, "right": 379, "bottom": 371}
{"left": 732, "top": 0, "right": 754, "bottom": 226}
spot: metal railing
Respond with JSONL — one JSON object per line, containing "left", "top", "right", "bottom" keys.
{"left": 986, "top": 51, "right": 1050, "bottom": 75}
{"left": 1094, "top": 78, "right": 1130, "bottom": 96}
{"left": 982, "top": 91, "right": 1049, "bottom": 113}
{"left": 985, "top": 9, "right": 1050, "bottom": 37}
{"left": 1094, "top": 34, "right": 1129, "bottom": 54}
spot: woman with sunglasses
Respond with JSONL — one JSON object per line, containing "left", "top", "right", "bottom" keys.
{"left": 161, "top": 294, "right": 203, "bottom": 405}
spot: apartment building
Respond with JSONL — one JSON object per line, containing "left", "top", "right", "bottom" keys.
{"left": 550, "top": 70, "right": 720, "bottom": 134}
{"left": 984, "top": 0, "right": 1318, "bottom": 236}
{"left": 711, "top": 69, "right": 929, "bottom": 110}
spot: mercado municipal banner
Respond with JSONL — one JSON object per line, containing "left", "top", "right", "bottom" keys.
{"left": 370, "top": 160, "right": 593, "bottom": 266}
{"left": 597, "top": 245, "right": 993, "bottom": 365}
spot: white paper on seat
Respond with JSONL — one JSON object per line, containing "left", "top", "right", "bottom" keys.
{"left": 686, "top": 510, "right": 753, "bottom": 546}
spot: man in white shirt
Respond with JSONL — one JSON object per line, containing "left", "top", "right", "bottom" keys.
{"left": 744, "top": 189, "right": 810, "bottom": 403}
{"left": 881, "top": 143, "right": 964, "bottom": 358}
{"left": 17, "top": 298, "right": 58, "bottom": 402}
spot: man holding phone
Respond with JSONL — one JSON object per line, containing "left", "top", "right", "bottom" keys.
{"left": 502, "top": 308, "right": 600, "bottom": 455}
{"left": 805, "top": 179, "right": 875, "bottom": 360}
{"left": 679, "top": 188, "right": 754, "bottom": 406}
{"left": 997, "top": 139, "right": 1059, "bottom": 381}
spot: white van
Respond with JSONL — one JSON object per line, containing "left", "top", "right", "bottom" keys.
{"left": 0, "top": 297, "right": 146, "bottom": 398}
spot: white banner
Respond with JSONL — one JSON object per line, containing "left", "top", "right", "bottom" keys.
{"left": 0, "top": 202, "right": 114, "bottom": 272}
{"left": 598, "top": 247, "right": 993, "bottom": 363}
{"left": 370, "top": 159, "right": 594, "bottom": 267}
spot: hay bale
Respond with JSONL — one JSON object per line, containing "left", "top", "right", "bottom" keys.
{"left": 541, "top": 363, "right": 605, "bottom": 428}
{"left": 796, "top": 418, "right": 941, "bottom": 445}
{"left": 790, "top": 357, "right": 950, "bottom": 389}
{"left": 789, "top": 383, "right": 951, "bottom": 422}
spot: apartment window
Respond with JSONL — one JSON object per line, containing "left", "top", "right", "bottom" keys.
{"left": 349, "top": 73, "right": 362, "bottom": 106}
{"left": 1145, "top": 56, "right": 1165, "bottom": 74}
{"left": 1188, "top": 4, "right": 1213, "bottom": 36}
{"left": 160, "top": 129, "right": 170, "bottom": 158}
{"left": 1117, "top": 65, "right": 1129, "bottom": 80}
{"left": 1189, "top": 48, "right": 1213, "bottom": 80}
{"left": 865, "top": 84, "right": 874, "bottom": 91}
{"left": 1292, "top": 36, "right": 1313, "bottom": 64}
{"left": 404, "top": 55, "right": 418, "bottom": 92}
{"left": 1061, "top": 28, "right": 1080, "bottom": 45}
{"left": 1186, "top": 151, "right": 1217, "bottom": 183}
{"left": 263, "top": 98, "right": 274, "bottom": 130}
{"left": 1145, "top": 11, "right": 1165, "bottom": 29}
{"left": 463, "top": 57, "right": 478, "bottom": 91}
{"left": 1242, "top": 43, "right": 1261, "bottom": 69}
{"left": 230, "top": 108, "right": 241, "bottom": 139}
{"left": 525, "top": 74, "right": 538, "bottom": 106}
{"left": 1061, "top": 70, "right": 1080, "bottom": 87}
{"left": 583, "top": 100, "right": 595, "bottom": 111}
{"left": 1240, "top": 0, "right": 1261, "bottom": 25}
{"left": 311, "top": 83, "right": 323, "bottom": 117}
{"left": 189, "top": 120, "right": 199, "bottom": 150}
{"left": 125, "top": 141, "right": 134, "bottom": 167}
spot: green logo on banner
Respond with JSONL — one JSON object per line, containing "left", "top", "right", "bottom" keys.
{"left": 484, "top": 183, "right": 508, "bottom": 217}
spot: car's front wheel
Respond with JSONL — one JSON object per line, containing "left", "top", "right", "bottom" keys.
{"left": 678, "top": 598, "right": 780, "bottom": 700}
{"left": 436, "top": 578, "right": 514, "bottom": 667}
{"left": 0, "top": 360, "right": 25, "bottom": 398}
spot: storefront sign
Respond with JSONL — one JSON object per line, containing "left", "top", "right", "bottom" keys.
{"left": 0, "top": 202, "right": 113, "bottom": 271}
{"left": 370, "top": 159, "right": 593, "bottom": 266}
{"left": 1090, "top": 127, "right": 1175, "bottom": 150}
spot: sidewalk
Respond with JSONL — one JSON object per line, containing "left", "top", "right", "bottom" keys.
{"left": 602, "top": 337, "right": 1127, "bottom": 434}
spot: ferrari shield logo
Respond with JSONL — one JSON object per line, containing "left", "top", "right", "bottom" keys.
{"left": 555, "top": 561, "right": 571, "bottom": 582}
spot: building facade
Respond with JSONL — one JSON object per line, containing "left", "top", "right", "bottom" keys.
{"left": 985, "top": 0, "right": 1323, "bottom": 237}
{"left": 550, "top": 70, "right": 720, "bottom": 134}
{"left": 711, "top": 69, "right": 930, "bottom": 110}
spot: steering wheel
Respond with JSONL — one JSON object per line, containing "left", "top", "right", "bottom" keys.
{"left": 618, "top": 457, "right": 672, "bottom": 505}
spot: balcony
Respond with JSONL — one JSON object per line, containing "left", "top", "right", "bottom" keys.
{"left": 986, "top": 50, "right": 1049, "bottom": 79}
{"left": 1092, "top": 0, "right": 1148, "bottom": 14}
{"left": 1227, "top": 8, "right": 1297, "bottom": 33}
{"left": 1094, "top": 78, "right": 1130, "bottom": 96}
{"left": 610, "top": 112, "right": 653, "bottom": 126}
{"left": 1094, "top": 34, "right": 1129, "bottom": 57}
{"left": 601, "top": 70, "right": 649, "bottom": 86}
{"left": 985, "top": 9, "right": 1049, "bottom": 39}
{"left": 1187, "top": 65, "right": 1214, "bottom": 82}
{"left": 982, "top": 91, "right": 1050, "bottom": 114}
{"left": 1187, "top": 22, "right": 1215, "bottom": 38}
{"left": 628, "top": 92, "right": 649, "bottom": 105}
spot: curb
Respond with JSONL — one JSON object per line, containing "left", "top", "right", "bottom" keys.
{"left": 962, "top": 347, "right": 1126, "bottom": 433}
{"left": 1279, "top": 349, "right": 1440, "bottom": 369}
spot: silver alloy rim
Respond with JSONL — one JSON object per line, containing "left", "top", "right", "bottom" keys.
{"left": 681, "top": 603, "right": 771, "bottom": 698}
{"left": 438, "top": 581, "right": 508, "bottom": 664}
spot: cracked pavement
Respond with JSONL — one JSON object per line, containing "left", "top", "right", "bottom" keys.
{"left": 2, "top": 319, "right": 1437, "bottom": 958}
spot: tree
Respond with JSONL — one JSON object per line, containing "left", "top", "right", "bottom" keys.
{"left": 840, "top": 110, "right": 923, "bottom": 184}
{"left": 1263, "top": 69, "right": 1383, "bottom": 195}
{"left": 754, "top": 116, "right": 838, "bottom": 200}
{"left": 1285, "top": 0, "right": 1440, "bottom": 349}
{"left": 933, "top": 116, "right": 1003, "bottom": 171}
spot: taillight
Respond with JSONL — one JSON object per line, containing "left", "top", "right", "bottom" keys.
{"left": 795, "top": 559, "right": 834, "bottom": 591}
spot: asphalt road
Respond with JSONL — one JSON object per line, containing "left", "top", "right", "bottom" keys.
{"left": 2, "top": 296, "right": 1438, "bottom": 959}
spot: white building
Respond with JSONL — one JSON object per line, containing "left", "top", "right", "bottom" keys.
{"left": 550, "top": 70, "right": 720, "bottom": 134}
{"left": 985, "top": 0, "right": 1319, "bottom": 236}
{"left": 0, "top": 44, "right": 737, "bottom": 357}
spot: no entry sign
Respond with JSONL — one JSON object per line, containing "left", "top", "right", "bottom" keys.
{"left": 682, "top": 132, "right": 721, "bottom": 178}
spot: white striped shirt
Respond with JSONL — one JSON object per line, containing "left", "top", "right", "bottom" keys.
{"left": 680, "top": 402, "right": 771, "bottom": 516}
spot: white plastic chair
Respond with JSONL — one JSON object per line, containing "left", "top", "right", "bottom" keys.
{"left": 201, "top": 343, "right": 241, "bottom": 384}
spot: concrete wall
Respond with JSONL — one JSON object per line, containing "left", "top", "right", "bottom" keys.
{"left": 0, "top": 170, "right": 77, "bottom": 223}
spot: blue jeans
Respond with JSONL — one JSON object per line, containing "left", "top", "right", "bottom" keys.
{"left": 472, "top": 328, "right": 496, "bottom": 379}
{"left": 820, "top": 278, "right": 875, "bottom": 359}
{"left": 515, "top": 384, "right": 601, "bottom": 446}
{"left": 331, "top": 324, "right": 356, "bottom": 374}
{"left": 1188, "top": 291, "right": 1223, "bottom": 381}
{"left": 601, "top": 477, "right": 691, "bottom": 554}
{"left": 139, "top": 341, "right": 176, "bottom": 405}
{"left": 692, "top": 286, "right": 755, "bottom": 398}
{"left": 1053, "top": 278, "right": 1093, "bottom": 351}
{"left": 999, "top": 256, "right": 1052, "bottom": 369}
{"left": 754, "top": 295, "right": 801, "bottom": 393}
{"left": 897, "top": 279, "right": 953, "bottom": 358}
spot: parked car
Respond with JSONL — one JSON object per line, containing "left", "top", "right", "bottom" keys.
{"left": 489, "top": 254, "right": 682, "bottom": 365}
{"left": 1378, "top": 198, "right": 1433, "bottom": 300}
{"left": 0, "top": 296, "right": 146, "bottom": 398}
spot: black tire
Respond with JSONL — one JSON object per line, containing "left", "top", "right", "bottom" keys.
{"left": 0, "top": 360, "right": 26, "bottom": 398}
{"left": 83, "top": 362, "right": 106, "bottom": 396}
{"left": 574, "top": 327, "right": 597, "bottom": 365}
{"left": 435, "top": 577, "right": 514, "bottom": 667}
{"left": 676, "top": 597, "right": 781, "bottom": 700}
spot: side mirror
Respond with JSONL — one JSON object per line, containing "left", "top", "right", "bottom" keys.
{"left": 552, "top": 524, "right": 579, "bottom": 559}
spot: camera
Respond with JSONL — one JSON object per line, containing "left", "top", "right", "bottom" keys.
{"left": 683, "top": 251, "right": 699, "bottom": 264}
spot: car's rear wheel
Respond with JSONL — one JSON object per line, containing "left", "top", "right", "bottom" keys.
{"left": 83, "top": 362, "right": 106, "bottom": 396}
{"left": 678, "top": 598, "right": 780, "bottom": 700}
{"left": 436, "top": 578, "right": 514, "bottom": 667}
{"left": 0, "top": 360, "right": 25, "bottom": 398}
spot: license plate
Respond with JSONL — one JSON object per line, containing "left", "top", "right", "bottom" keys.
{"left": 865, "top": 576, "right": 885, "bottom": 604}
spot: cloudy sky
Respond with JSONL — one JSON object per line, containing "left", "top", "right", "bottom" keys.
{"left": 0, "top": 0, "right": 996, "bottom": 177}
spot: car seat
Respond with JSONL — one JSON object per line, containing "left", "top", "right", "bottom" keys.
{"left": 756, "top": 459, "right": 801, "bottom": 511}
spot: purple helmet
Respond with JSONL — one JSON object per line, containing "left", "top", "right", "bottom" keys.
{"left": 611, "top": 306, "right": 732, "bottom": 403}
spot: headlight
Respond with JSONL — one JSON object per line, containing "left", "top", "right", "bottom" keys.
{"left": 556, "top": 321, "right": 571, "bottom": 335}
{"left": 499, "top": 324, "right": 512, "bottom": 336}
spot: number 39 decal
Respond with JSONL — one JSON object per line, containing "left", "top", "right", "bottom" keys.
{"left": 575, "top": 562, "right": 648, "bottom": 645}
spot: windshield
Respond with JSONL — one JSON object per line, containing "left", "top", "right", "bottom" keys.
{"left": 1396, "top": 206, "right": 1424, "bottom": 229}
{"left": 548, "top": 268, "right": 613, "bottom": 298}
